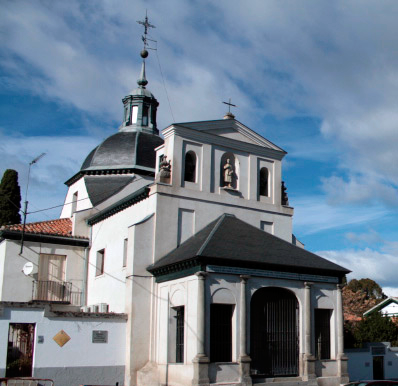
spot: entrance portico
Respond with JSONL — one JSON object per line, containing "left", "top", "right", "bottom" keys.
{"left": 148, "top": 214, "right": 350, "bottom": 386}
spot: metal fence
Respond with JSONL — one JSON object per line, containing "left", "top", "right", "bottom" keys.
{"left": 32, "top": 280, "right": 81, "bottom": 305}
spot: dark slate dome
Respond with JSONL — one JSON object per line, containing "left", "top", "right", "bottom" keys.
{"left": 81, "top": 131, "right": 164, "bottom": 174}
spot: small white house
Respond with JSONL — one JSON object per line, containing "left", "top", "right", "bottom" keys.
{"left": 0, "top": 33, "right": 351, "bottom": 386}
{"left": 364, "top": 297, "right": 398, "bottom": 318}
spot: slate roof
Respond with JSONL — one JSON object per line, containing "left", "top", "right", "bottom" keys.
{"left": 148, "top": 214, "right": 350, "bottom": 277}
{"left": 84, "top": 176, "right": 135, "bottom": 206}
{"left": 81, "top": 131, "right": 164, "bottom": 172}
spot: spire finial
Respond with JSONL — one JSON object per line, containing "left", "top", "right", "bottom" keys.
{"left": 136, "top": 12, "right": 156, "bottom": 88}
{"left": 137, "top": 11, "right": 156, "bottom": 59}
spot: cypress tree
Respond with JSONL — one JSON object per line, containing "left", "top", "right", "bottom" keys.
{"left": 0, "top": 169, "right": 22, "bottom": 226}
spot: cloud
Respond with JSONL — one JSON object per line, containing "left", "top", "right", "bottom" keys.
{"left": 293, "top": 195, "right": 388, "bottom": 236}
{"left": 0, "top": 131, "right": 99, "bottom": 222}
{"left": 321, "top": 174, "right": 398, "bottom": 207}
{"left": 2, "top": 1, "right": 398, "bottom": 226}
{"left": 317, "top": 247, "right": 398, "bottom": 291}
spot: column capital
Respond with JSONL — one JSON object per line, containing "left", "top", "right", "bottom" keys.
{"left": 337, "top": 283, "right": 344, "bottom": 291}
{"left": 195, "top": 271, "right": 207, "bottom": 279}
{"left": 304, "top": 281, "right": 313, "bottom": 289}
{"left": 240, "top": 275, "right": 250, "bottom": 283}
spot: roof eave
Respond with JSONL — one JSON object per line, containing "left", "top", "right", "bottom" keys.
{"left": 0, "top": 230, "right": 89, "bottom": 247}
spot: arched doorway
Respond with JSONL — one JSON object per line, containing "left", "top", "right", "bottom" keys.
{"left": 250, "top": 287, "right": 299, "bottom": 377}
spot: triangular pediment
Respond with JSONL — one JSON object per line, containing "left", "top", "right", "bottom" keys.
{"left": 172, "top": 119, "right": 285, "bottom": 153}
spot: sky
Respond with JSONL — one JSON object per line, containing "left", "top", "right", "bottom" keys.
{"left": 1, "top": 0, "right": 398, "bottom": 295}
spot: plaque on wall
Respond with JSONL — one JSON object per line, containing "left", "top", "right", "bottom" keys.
{"left": 92, "top": 330, "right": 108, "bottom": 343}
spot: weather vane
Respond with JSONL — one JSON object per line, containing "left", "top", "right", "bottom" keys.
{"left": 222, "top": 98, "right": 237, "bottom": 113}
{"left": 137, "top": 11, "right": 156, "bottom": 55}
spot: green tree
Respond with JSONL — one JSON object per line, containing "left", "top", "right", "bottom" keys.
{"left": 352, "top": 312, "right": 398, "bottom": 347}
{"left": 0, "top": 169, "right": 21, "bottom": 226}
{"left": 347, "top": 278, "right": 385, "bottom": 300}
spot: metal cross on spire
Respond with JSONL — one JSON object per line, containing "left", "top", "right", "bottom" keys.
{"left": 222, "top": 98, "right": 237, "bottom": 113}
{"left": 137, "top": 11, "right": 156, "bottom": 50}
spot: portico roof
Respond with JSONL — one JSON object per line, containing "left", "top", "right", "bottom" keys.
{"left": 148, "top": 214, "right": 350, "bottom": 281}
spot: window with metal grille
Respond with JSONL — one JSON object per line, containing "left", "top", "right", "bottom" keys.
{"left": 315, "top": 309, "right": 331, "bottom": 360}
{"left": 210, "top": 304, "right": 234, "bottom": 362}
{"left": 175, "top": 306, "right": 184, "bottom": 363}
{"left": 96, "top": 249, "right": 105, "bottom": 276}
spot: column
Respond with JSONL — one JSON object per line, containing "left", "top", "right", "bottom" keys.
{"left": 303, "top": 282, "right": 316, "bottom": 381}
{"left": 239, "top": 275, "right": 252, "bottom": 386}
{"left": 192, "top": 271, "right": 209, "bottom": 386}
{"left": 336, "top": 284, "right": 349, "bottom": 383}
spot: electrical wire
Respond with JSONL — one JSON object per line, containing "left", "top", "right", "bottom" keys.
{"left": 155, "top": 49, "right": 175, "bottom": 123}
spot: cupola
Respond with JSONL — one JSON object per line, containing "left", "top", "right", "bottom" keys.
{"left": 121, "top": 57, "right": 159, "bottom": 135}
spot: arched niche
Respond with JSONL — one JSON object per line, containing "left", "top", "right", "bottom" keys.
{"left": 184, "top": 151, "right": 197, "bottom": 183}
{"left": 170, "top": 288, "right": 185, "bottom": 307}
{"left": 211, "top": 287, "right": 236, "bottom": 304}
{"left": 220, "top": 152, "right": 239, "bottom": 190}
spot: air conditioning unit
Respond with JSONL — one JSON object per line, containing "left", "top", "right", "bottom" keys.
{"left": 99, "top": 303, "right": 109, "bottom": 313}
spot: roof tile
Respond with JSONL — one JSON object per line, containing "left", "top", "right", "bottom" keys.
{"left": 1, "top": 218, "right": 85, "bottom": 239}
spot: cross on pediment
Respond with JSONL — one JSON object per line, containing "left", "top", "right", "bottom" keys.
{"left": 222, "top": 98, "right": 237, "bottom": 113}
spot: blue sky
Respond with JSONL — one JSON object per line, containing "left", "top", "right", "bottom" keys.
{"left": 1, "top": 1, "right": 398, "bottom": 294}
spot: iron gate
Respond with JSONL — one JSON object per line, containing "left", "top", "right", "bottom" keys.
{"left": 6, "top": 324, "right": 35, "bottom": 377}
{"left": 250, "top": 287, "right": 299, "bottom": 377}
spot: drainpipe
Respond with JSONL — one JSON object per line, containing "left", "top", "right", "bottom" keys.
{"left": 166, "top": 292, "right": 170, "bottom": 386}
{"left": 81, "top": 246, "right": 89, "bottom": 307}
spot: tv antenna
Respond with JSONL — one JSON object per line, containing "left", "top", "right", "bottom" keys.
{"left": 20, "top": 152, "right": 46, "bottom": 254}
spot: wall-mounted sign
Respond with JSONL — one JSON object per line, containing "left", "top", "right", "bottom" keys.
{"left": 38, "top": 335, "right": 44, "bottom": 343}
{"left": 53, "top": 330, "right": 71, "bottom": 347}
{"left": 92, "top": 330, "right": 108, "bottom": 343}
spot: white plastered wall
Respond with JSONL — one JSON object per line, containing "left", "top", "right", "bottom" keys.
{"left": 60, "top": 177, "right": 92, "bottom": 218}
{"left": 87, "top": 195, "right": 156, "bottom": 312}
{"left": 0, "top": 239, "right": 86, "bottom": 303}
{"left": 0, "top": 306, "right": 126, "bottom": 383}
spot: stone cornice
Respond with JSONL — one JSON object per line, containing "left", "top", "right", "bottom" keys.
{"left": 162, "top": 125, "right": 286, "bottom": 161}
{"left": 87, "top": 186, "right": 150, "bottom": 225}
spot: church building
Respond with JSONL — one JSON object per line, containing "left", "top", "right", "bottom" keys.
{"left": 0, "top": 16, "right": 350, "bottom": 386}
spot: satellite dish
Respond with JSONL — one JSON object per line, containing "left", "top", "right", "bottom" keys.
{"left": 22, "top": 262, "right": 34, "bottom": 276}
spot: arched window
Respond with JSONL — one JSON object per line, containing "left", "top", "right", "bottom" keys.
{"left": 184, "top": 151, "right": 196, "bottom": 182}
{"left": 259, "top": 167, "right": 268, "bottom": 196}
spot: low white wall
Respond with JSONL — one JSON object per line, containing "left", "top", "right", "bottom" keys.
{"left": 346, "top": 344, "right": 398, "bottom": 380}
{"left": 0, "top": 304, "right": 126, "bottom": 386}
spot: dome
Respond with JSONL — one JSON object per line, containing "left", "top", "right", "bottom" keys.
{"left": 81, "top": 131, "right": 164, "bottom": 174}
{"left": 129, "top": 87, "right": 155, "bottom": 98}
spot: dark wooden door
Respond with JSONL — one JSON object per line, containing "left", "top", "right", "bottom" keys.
{"left": 373, "top": 356, "right": 384, "bottom": 380}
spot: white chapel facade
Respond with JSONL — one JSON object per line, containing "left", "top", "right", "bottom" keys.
{"left": 0, "top": 17, "right": 350, "bottom": 386}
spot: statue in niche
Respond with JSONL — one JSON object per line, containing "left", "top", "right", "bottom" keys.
{"left": 223, "top": 158, "right": 234, "bottom": 188}
{"left": 159, "top": 155, "right": 171, "bottom": 182}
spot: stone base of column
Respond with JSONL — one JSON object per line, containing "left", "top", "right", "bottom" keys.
{"left": 337, "top": 354, "right": 349, "bottom": 384}
{"left": 192, "top": 354, "right": 210, "bottom": 386}
{"left": 239, "top": 355, "right": 252, "bottom": 386}
{"left": 302, "top": 354, "right": 317, "bottom": 383}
